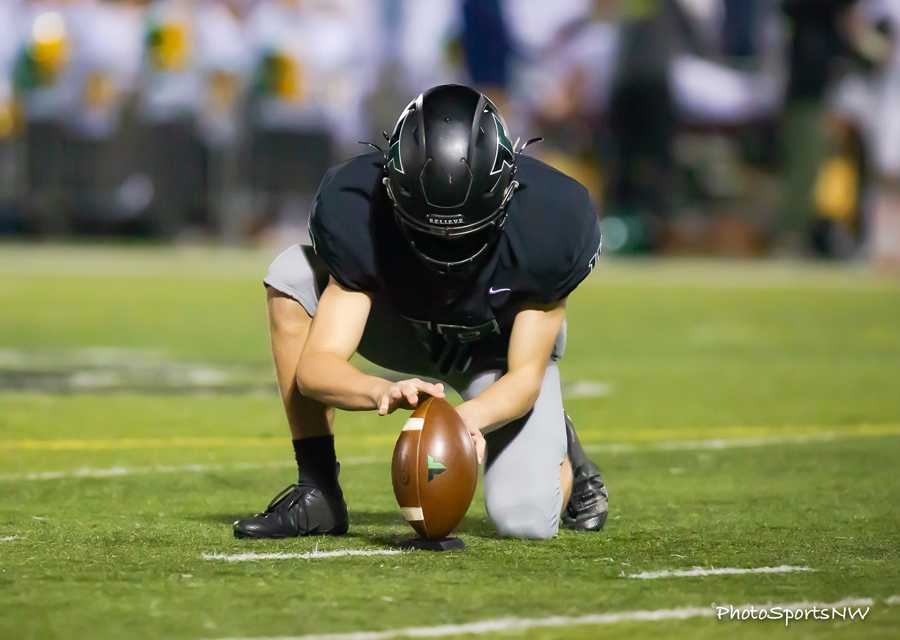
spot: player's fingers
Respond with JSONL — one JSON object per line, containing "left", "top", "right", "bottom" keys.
{"left": 401, "top": 383, "right": 419, "bottom": 406}
{"left": 378, "top": 394, "right": 389, "bottom": 416}
{"left": 473, "top": 431, "right": 486, "bottom": 464}
{"left": 408, "top": 379, "right": 444, "bottom": 398}
{"left": 466, "top": 427, "right": 485, "bottom": 463}
{"left": 390, "top": 386, "right": 403, "bottom": 400}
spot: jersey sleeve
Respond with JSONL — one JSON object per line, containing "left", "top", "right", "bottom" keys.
{"left": 307, "top": 164, "right": 379, "bottom": 293}
{"left": 526, "top": 183, "right": 602, "bottom": 304}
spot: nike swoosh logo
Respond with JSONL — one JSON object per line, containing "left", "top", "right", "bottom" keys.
{"left": 489, "top": 287, "right": 511, "bottom": 295}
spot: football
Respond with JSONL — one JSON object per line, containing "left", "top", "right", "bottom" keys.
{"left": 391, "top": 396, "right": 478, "bottom": 540}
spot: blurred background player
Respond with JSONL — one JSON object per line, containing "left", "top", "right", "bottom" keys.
{"left": 191, "top": 0, "right": 250, "bottom": 240}
{"left": 241, "top": 0, "right": 360, "bottom": 243}
{"left": 138, "top": 0, "right": 250, "bottom": 238}
{"left": 14, "top": 0, "right": 73, "bottom": 234}
{"left": 829, "top": 0, "right": 900, "bottom": 266}
{"left": 138, "top": 0, "right": 206, "bottom": 236}
{"left": 780, "top": 0, "right": 861, "bottom": 254}
{"left": 61, "top": 0, "right": 142, "bottom": 231}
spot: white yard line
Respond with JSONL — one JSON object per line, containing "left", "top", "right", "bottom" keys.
{"left": 202, "top": 549, "right": 403, "bottom": 563}
{"left": 0, "top": 535, "right": 19, "bottom": 542}
{"left": 0, "top": 457, "right": 377, "bottom": 482}
{"left": 885, "top": 595, "right": 900, "bottom": 606}
{"left": 205, "top": 597, "right": 878, "bottom": 640}
{"left": 627, "top": 565, "right": 813, "bottom": 580}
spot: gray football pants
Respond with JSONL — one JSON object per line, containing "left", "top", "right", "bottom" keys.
{"left": 264, "top": 245, "right": 568, "bottom": 539}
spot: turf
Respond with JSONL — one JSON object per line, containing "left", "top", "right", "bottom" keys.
{"left": 1, "top": 244, "right": 899, "bottom": 639}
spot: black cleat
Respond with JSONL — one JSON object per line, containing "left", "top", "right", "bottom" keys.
{"left": 563, "top": 416, "right": 609, "bottom": 531}
{"left": 233, "top": 483, "right": 349, "bottom": 539}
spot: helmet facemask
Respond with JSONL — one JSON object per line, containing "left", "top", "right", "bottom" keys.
{"left": 384, "top": 173, "right": 517, "bottom": 274}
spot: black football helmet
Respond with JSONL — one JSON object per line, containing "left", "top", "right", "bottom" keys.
{"left": 383, "top": 85, "right": 519, "bottom": 273}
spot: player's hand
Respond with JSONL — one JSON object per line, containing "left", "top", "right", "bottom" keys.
{"left": 466, "top": 424, "right": 486, "bottom": 465}
{"left": 454, "top": 403, "right": 487, "bottom": 464}
{"left": 375, "top": 379, "right": 445, "bottom": 416}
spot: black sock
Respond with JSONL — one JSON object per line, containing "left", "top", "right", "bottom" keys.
{"left": 293, "top": 436, "right": 339, "bottom": 491}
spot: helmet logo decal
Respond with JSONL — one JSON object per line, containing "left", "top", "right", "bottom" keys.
{"left": 387, "top": 133, "right": 405, "bottom": 175}
{"left": 387, "top": 103, "right": 413, "bottom": 175}
{"left": 426, "top": 214, "right": 465, "bottom": 226}
{"left": 490, "top": 113, "right": 514, "bottom": 176}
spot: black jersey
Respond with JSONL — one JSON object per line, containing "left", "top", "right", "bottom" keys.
{"left": 309, "top": 152, "right": 601, "bottom": 372}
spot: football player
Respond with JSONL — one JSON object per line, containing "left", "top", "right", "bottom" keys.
{"left": 242, "top": 0, "right": 361, "bottom": 238}
{"left": 234, "top": 84, "right": 607, "bottom": 540}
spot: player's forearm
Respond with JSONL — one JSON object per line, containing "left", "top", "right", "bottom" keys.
{"left": 456, "top": 366, "right": 544, "bottom": 434}
{"left": 297, "top": 351, "right": 386, "bottom": 411}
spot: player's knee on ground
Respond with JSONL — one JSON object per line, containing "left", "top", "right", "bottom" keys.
{"left": 486, "top": 492, "right": 560, "bottom": 540}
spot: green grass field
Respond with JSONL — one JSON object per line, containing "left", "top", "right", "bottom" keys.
{"left": 2, "top": 244, "right": 899, "bottom": 639}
